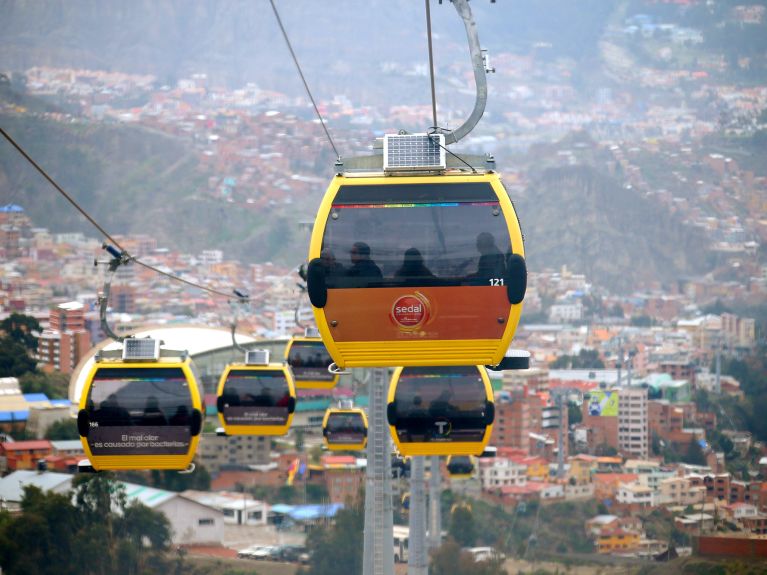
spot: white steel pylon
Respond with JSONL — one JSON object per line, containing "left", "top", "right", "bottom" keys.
{"left": 428, "top": 455, "right": 442, "bottom": 550}
{"left": 363, "top": 368, "right": 394, "bottom": 575}
{"left": 408, "top": 457, "right": 428, "bottom": 575}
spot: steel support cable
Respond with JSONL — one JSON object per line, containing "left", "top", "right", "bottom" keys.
{"left": 0, "top": 125, "right": 242, "bottom": 301}
{"left": 425, "top": 0, "right": 439, "bottom": 130}
{"left": 268, "top": 0, "right": 340, "bottom": 160}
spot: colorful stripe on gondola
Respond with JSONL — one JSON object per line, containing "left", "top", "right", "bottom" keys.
{"left": 333, "top": 201, "right": 498, "bottom": 209}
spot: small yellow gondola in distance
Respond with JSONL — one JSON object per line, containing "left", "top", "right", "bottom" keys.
{"left": 77, "top": 345, "right": 204, "bottom": 471}
{"left": 322, "top": 407, "right": 368, "bottom": 451}
{"left": 285, "top": 335, "right": 339, "bottom": 390}
{"left": 306, "top": 169, "right": 526, "bottom": 369}
{"left": 446, "top": 455, "right": 475, "bottom": 479}
{"left": 216, "top": 352, "right": 296, "bottom": 436}
{"left": 386, "top": 365, "right": 494, "bottom": 457}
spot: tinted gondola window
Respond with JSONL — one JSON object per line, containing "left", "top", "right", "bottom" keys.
{"left": 322, "top": 183, "right": 512, "bottom": 289}
{"left": 326, "top": 413, "right": 366, "bottom": 444}
{"left": 392, "top": 366, "right": 488, "bottom": 443}
{"left": 85, "top": 367, "right": 193, "bottom": 456}
{"left": 220, "top": 370, "right": 292, "bottom": 426}
{"left": 288, "top": 341, "right": 334, "bottom": 382}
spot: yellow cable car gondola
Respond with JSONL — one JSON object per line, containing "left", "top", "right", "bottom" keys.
{"left": 216, "top": 350, "right": 296, "bottom": 436}
{"left": 386, "top": 365, "right": 494, "bottom": 457}
{"left": 285, "top": 334, "right": 339, "bottom": 390}
{"left": 446, "top": 455, "right": 475, "bottom": 479}
{"left": 306, "top": 148, "right": 526, "bottom": 369}
{"left": 322, "top": 405, "right": 368, "bottom": 451}
{"left": 76, "top": 339, "right": 204, "bottom": 471}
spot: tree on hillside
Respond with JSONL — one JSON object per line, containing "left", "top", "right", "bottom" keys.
{"left": 550, "top": 349, "right": 605, "bottom": 369}
{"left": 0, "top": 474, "right": 183, "bottom": 575}
{"left": 0, "top": 337, "right": 36, "bottom": 377}
{"left": 20, "top": 371, "right": 70, "bottom": 399}
{"left": 148, "top": 466, "right": 211, "bottom": 492}
{"left": 449, "top": 505, "right": 477, "bottom": 547}
{"left": 1, "top": 313, "right": 40, "bottom": 351}
{"left": 45, "top": 418, "right": 79, "bottom": 440}
{"left": 684, "top": 439, "right": 707, "bottom": 466}
{"left": 304, "top": 501, "right": 364, "bottom": 575}
{"left": 568, "top": 401, "right": 583, "bottom": 425}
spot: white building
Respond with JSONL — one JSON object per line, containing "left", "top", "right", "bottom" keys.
{"left": 618, "top": 387, "right": 648, "bottom": 459}
{"left": 478, "top": 457, "right": 528, "bottom": 490}
{"left": 122, "top": 482, "right": 224, "bottom": 545}
{"left": 182, "top": 490, "right": 268, "bottom": 526}
{"left": 549, "top": 302, "right": 584, "bottom": 323}
{"left": 658, "top": 476, "right": 705, "bottom": 507}
{"left": 617, "top": 482, "right": 656, "bottom": 509}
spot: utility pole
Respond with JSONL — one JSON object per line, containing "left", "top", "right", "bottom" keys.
{"left": 715, "top": 333, "right": 722, "bottom": 395}
{"left": 408, "top": 457, "right": 428, "bottom": 575}
{"left": 428, "top": 455, "right": 442, "bottom": 551}
{"left": 363, "top": 368, "right": 394, "bottom": 575}
{"left": 616, "top": 335, "right": 623, "bottom": 386}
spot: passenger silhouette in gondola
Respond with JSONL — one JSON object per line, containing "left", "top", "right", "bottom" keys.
{"left": 405, "top": 394, "right": 430, "bottom": 442}
{"left": 169, "top": 405, "right": 190, "bottom": 426}
{"left": 394, "top": 247, "right": 436, "bottom": 286}
{"left": 97, "top": 393, "right": 130, "bottom": 426}
{"left": 467, "top": 232, "right": 506, "bottom": 285}
{"left": 320, "top": 248, "right": 345, "bottom": 288}
{"left": 347, "top": 242, "right": 382, "bottom": 287}
{"left": 143, "top": 396, "right": 168, "bottom": 426}
{"left": 254, "top": 386, "right": 274, "bottom": 407}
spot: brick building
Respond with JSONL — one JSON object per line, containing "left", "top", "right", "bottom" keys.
{"left": 37, "top": 302, "right": 91, "bottom": 374}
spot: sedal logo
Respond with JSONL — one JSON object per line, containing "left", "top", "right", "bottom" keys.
{"left": 390, "top": 293, "right": 431, "bottom": 330}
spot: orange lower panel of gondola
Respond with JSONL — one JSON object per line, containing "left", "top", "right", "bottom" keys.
{"left": 315, "top": 286, "right": 521, "bottom": 368}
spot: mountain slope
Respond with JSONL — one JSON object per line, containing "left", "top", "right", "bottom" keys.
{"left": 517, "top": 164, "right": 710, "bottom": 293}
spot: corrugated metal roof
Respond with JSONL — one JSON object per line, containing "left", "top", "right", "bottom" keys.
{"left": 0, "top": 470, "right": 73, "bottom": 502}
{"left": 121, "top": 482, "right": 176, "bottom": 508}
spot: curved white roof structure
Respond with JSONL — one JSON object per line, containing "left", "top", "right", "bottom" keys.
{"left": 69, "top": 325, "right": 256, "bottom": 404}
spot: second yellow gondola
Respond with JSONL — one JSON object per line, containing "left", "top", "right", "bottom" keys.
{"left": 322, "top": 407, "right": 368, "bottom": 450}
{"left": 386, "top": 365, "right": 494, "bottom": 457}
{"left": 446, "top": 455, "right": 475, "bottom": 479}
{"left": 216, "top": 352, "right": 296, "bottom": 436}
{"left": 285, "top": 335, "right": 339, "bottom": 390}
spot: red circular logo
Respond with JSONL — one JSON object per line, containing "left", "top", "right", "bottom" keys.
{"left": 390, "top": 294, "right": 430, "bottom": 330}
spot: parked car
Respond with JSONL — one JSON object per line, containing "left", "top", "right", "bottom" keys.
{"left": 275, "top": 545, "right": 307, "bottom": 563}
{"left": 237, "top": 545, "right": 268, "bottom": 559}
{"left": 251, "top": 545, "right": 277, "bottom": 560}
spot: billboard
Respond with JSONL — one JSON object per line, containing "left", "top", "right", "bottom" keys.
{"left": 586, "top": 391, "right": 618, "bottom": 417}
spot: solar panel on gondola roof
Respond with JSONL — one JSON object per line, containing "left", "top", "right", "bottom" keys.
{"left": 384, "top": 134, "right": 445, "bottom": 172}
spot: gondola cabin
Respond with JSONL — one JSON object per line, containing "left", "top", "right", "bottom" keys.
{"left": 306, "top": 134, "right": 526, "bottom": 368}
{"left": 322, "top": 407, "right": 368, "bottom": 450}
{"left": 446, "top": 455, "right": 475, "bottom": 479}
{"left": 386, "top": 364, "right": 494, "bottom": 457}
{"left": 285, "top": 335, "right": 339, "bottom": 390}
{"left": 76, "top": 339, "right": 204, "bottom": 471}
{"left": 216, "top": 350, "right": 296, "bottom": 436}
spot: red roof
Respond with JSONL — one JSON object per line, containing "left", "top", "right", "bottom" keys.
{"left": 1, "top": 440, "right": 52, "bottom": 452}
